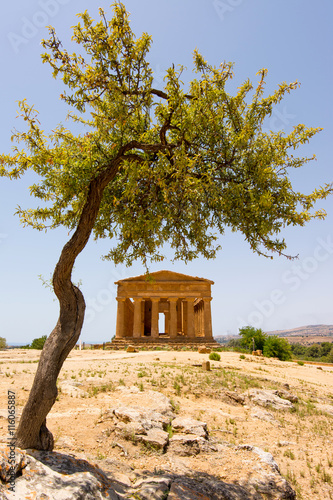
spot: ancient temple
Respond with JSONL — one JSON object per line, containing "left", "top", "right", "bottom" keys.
{"left": 111, "top": 270, "right": 220, "bottom": 348}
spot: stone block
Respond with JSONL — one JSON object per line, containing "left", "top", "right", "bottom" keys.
{"left": 171, "top": 417, "right": 208, "bottom": 439}
{"left": 137, "top": 428, "right": 169, "bottom": 451}
{"left": 202, "top": 361, "right": 210, "bottom": 371}
{"left": 198, "top": 346, "right": 211, "bottom": 354}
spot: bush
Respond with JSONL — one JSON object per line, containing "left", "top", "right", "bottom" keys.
{"left": 30, "top": 335, "right": 47, "bottom": 350}
{"left": 0, "top": 337, "right": 7, "bottom": 349}
{"left": 209, "top": 352, "right": 221, "bottom": 361}
{"left": 290, "top": 341, "right": 333, "bottom": 362}
{"left": 263, "top": 336, "right": 292, "bottom": 361}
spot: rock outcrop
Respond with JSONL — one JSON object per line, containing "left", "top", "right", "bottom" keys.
{"left": 246, "top": 389, "right": 295, "bottom": 410}
{"left": 1, "top": 388, "right": 297, "bottom": 499}
{"left": 0, "top": 445, "right": 296, "bottom": 499}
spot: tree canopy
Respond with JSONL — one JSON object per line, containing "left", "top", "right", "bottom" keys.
{"left": 1, "top": 3, "right": 332, "bottom": 451}
{"left": 238, "top": 325, "right": 267, "bottom": 351}
{"left": 1, "top": 3, "right": 331, "bottom": 268}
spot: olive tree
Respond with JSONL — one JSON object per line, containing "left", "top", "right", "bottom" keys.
{"left": 1, "top": 3, "right": 331, "bottom": 450}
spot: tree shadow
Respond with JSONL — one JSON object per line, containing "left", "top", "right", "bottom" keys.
{"left": 25, "top": 449, "right": 296, "bottom": 500}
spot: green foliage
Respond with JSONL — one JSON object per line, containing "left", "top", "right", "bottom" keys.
{"left": 239, "top": 326, "right": 267, "bottom": 351}
{"left": 0, "top": 337, "right": 7, "bottom": 349}
{"left": 263, "top": 336, "right": 292, "bottom": 361}
{"left": 209, "top": 352, "right": 221, "bottom": 361}
{"left": 291, "top": 342, "right": 333, "bottom": 363}
{"left": 30, "top": 335, "right": 47, "bottom": 350}
{"left": 0, "top": 3, "right": 331, "bottom": 269}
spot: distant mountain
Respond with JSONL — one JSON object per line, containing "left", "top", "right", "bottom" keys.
{"left": 267, "top": 324, "right": 333, "bottom": 338}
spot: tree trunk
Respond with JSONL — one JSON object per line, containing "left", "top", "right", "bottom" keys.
{"left": 15, "top": 285, "right": 85, "bottom": 450}
{"left": 15, "top": 159, "right": 122, "bottom": 450}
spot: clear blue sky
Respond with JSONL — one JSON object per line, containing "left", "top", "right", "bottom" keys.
{"left": 1, "top": 0, "right": 332, "bottom": 344}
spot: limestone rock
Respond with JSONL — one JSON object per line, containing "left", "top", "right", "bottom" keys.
{"left": 168, "top": 477, "right": 253, "bottom": 500}
{"left": 0, "top": 446, "right": 26, "bottom": 483}
{"left": 168, "top": 434, "right": 208, "bottom": 456}
{"left": 115, "top": 420, "right": 146, "bottom": 438}
{"left": 130, "top": 476, "right": 172, "bottom": 500}
{"left": 168, "top": 434, "right": 202, "bottom": 456}
{"left": 276, "top": 389, "right": 298, "bottom": 403}
{"left": 238, "top": 445, "right": 280, "bottom": 472}
{"left": 100, "top": 391, "right": 176, "bottom": 450}
{"left": 112, "top": 407, "right": 170, "bottom": 431}
{"left": 224, "top": 390, "right": 245, "bottom": 405}
{"left": 126, "top": 345, "right": 137, "bottom": 353}
{"left": 198, "top": 346, "right": 211, "bottom": 354}
{"left": 246, "top": 389, "right": 294, "bottom": 410}
{"left": 202, "top": 360, "right": 211, "bottom": 371}
{"left": 1, "top": 447, "right": 125, "bottom": 500}
{"left": 0, "top": 445, "right": 296, "bottom": 500}
{"left": 250, "top": 408, "right": 279, "bottom": 425}
{"left": 171, "top": 417, "right": 208, "bottom": 439}
{"left": 136, "top": 428, "right": 169, "bottom": 451}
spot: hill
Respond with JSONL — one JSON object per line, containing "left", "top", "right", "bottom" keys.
{"left": 267, "top": 324, "right": 333, "bottom": 337}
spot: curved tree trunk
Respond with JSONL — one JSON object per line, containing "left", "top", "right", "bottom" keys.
{"left": 15, "top": 285, "right": 85, "bottom": 450}
{"left": 15, "top": 160, "right": 122, "bottom": 450}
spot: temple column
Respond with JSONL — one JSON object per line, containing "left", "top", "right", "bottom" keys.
{"left": 186, "top": 298, "right": 195, "bottom": 337}
{"left": 165, "top": 312, "right": 169, "bottom": 334}
{"left": 115, "top": 298, "right": 126, "bottom": 338}
{"left": 198, "top": 301, "right": 203, "bottom": 335}
{"left": 151, "top": 298, "right": 159, "bottom": 338}
{"left": 203, "top": 297, "right": 213, "bottom": 338}
{"left": 169, "top": 298, "right": 178, "bottom": 338}
{"left": 133, "top": 298, "right": 142, "bottom": 338}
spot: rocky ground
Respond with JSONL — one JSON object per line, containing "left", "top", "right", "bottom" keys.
{"left": 1, "top": 348, "right": 333, "bottom": 499}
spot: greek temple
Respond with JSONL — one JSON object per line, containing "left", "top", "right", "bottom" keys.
{"left": 111, "top": 270, "right": 219, "bottom": 347}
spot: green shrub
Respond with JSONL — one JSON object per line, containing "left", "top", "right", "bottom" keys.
{"left": 297, "top": 360, "right": 304, "bottom": 366}
{"left": 30, "top": 335, "right": 47, "bottom": 350}
{"left": 263, "top": 336, "right": 292, "bottom": 361}
{"left": 0, "top": 337, "right": 7, "bottom": 349}
{"left": 209, "top": 352, "right": 221, "bottom": 361}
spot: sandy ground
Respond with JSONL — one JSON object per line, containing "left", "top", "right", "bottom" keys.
{"left": 1, "top": 348, "right": 333, "bottom": 499}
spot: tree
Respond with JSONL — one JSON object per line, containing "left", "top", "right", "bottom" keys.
{"left": 239, "top": 326, "right": 267, "bottom": 351}
{"left": 1, "top": 3, "right": 331, "bottom": 450}
{"left": 325, "top": 348, "right": 333, "bottom": 364}
{"left": 319, "top": 342, "right": 332, "bottom": 358}
{"left": 30, "top": 335, "right": 47, "bottom": 350}
{"left": 263, "top": 336, "right": 292, "bottom": 361}
{"left": 0, "top": 337, "right": 7, "bottom": 350}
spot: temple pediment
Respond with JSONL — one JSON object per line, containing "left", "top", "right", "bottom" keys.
{"left": 115, "top": 270, "right": 214, "bottom": 285}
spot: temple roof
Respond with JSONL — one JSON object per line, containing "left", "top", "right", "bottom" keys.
{"left": 115, "top": 270, "right": 214, "bottom": 285}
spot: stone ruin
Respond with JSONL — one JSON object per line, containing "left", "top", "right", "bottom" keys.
{"left": 110, "top": 270, "right": 221, "bottom": 349}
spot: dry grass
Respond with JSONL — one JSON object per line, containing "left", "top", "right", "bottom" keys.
{"left": 1, "top": 349, "right": 333, "bottom": 499}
